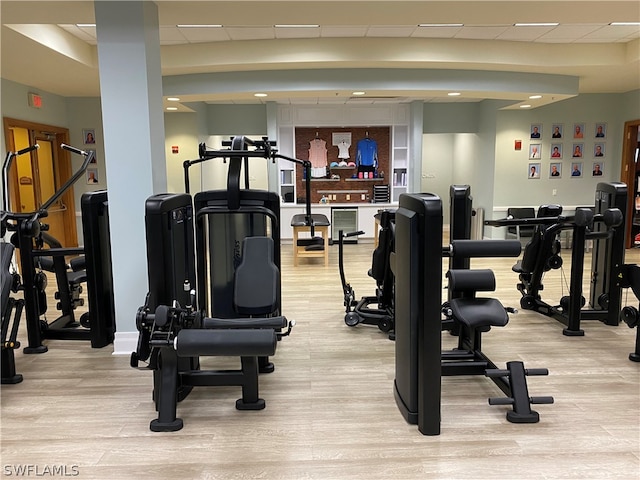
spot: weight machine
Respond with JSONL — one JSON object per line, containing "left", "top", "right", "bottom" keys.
{"left": 393, "top": 193, "right": 552, "bottom": 436}
{"left": 485, "top": 182, "right": 627, "bottom": 336}
{"left": 1, "top": 144, "right": 115, "bottom": 353}
{"left": 131, "top": 136, "right": 300, "bottom": 431}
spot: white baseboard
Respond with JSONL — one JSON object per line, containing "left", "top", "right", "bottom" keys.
{"left": 113, "top": 331, "right": 139, "bottom": 356}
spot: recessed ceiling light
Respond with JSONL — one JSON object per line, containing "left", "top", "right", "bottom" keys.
{"left": 610, "top": 22, "right": 640, "bottom": 26}
{"left": 76, "top": 24, "right": 96, "bottom": 28}
{"left": 166, "top": 107, "right": 178, "bottom": 111}
{"left": 177, "top": 24, "right": 223, "bottom": 28}
{"left": 254, "top": 93, "right": 268, "bottom": 97}
{"left": 514, "top": 23, "right": 559, "bottom": 27}
{"left": 529, "top": 95, "right": 542, "bottom": 99}
{"left": 167, "top": 97, "right": 180, "bottom": 102}
{"left": 352, "top": 91, "right": 366, "bottom": 96}
{"left": 418, "top": 23, "right": 463, "bottom": 27}
{"left": 448, "top": 92, "right": 461, "bottom": 96}
{"left": 520, "top": 104, "right": 532, "bottom": 108}
{"left": 274, "top": 24, "right": 319, "bottom": 28}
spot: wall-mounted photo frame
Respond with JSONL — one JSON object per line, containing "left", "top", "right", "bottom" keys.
{"left": 550, "top": 143, "right": 562, "bottom": 159}
{"left": 86, "top": 168, "right": 99, "bottom": 184}
{"left": 595, "top": 123, "right": 607, "bottom": 138}
{"left": 550, "top": 162, "right": 562, "bottom": 178}
{"left": 528, "top": 162, "right": 541, "bottom": 179}
{"left": 594, "top": 143, "right": 605, "bottom": 157}
{"left": 83, "top": 129, "right": 96, "bottom": 145}
{"left": 87, "top": 149, "right": 97, "bottom": 164}
{"left": 529, "top": 143, "right": 541, "bottom": 159}
{"left": 551, "top": 124, "right": 563, "bottom": 139}
{"left": 530, "top": 124, "right": 542, "bottom": 139}
{"left": 592, "top": 162, "right": 604, "bottom": 176}
{"left": 573, "top": 123, "right": 585, "bottom": 139}
{"left": 571, "top": 143, "right": 584, "bottom": 158}
{"left": 570, "top": 162, "right": 583, "bottom": 177}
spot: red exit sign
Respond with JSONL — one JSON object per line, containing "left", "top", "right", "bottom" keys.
{"left": 28, "top": 92, "right": 43, "bottom": 109}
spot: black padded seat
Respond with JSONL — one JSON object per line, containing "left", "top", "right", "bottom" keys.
{"left": 449, "top": 297, "right": 509, "bottom": 330}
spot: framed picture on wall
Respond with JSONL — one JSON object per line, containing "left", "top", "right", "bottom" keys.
{"left": 88, "top": 149, "right": 97, "bottom": 164}
{"left": 530, "top": 124, "right": 542, "bottom": 139}
{"left": 595, "top": 123, "right": 607, "bottom": 138}
{"left": 550, "top": 143, "right": 562, "bottom": 159}
{"left": 573, "top": 123, "right": 585, "bottom": 139}
{"left": 528, "top": 162, "right": 541, "bottom": 179}
{"left": 83, "top": 129, "right": 96, "bottom": 144}
{"left": 570, "top": 162, "right": 583, "bottom": 177}
{"left": 594, "top": 143, "right": 605, "bottom": 157}
{"left": 550, "top": 162, "right": 562, "bottom": 178}
{"left": 551, "top": 124, "right": 563, "bottom": 139}
{"left": 592, "top": 162, "right": 604, "bottom": 176}
{"left": 86, "top": 168, "right": 99, "bottom": 184}
{"left": 529, "top": 143, "right": 541, "bottom": 159}
{"left": 571, "top": 143, "right": 584, "bottom": 158}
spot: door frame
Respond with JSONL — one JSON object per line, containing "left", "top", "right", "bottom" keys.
{"left": 619, "top": 119, "right": 640, "bottom": 249}
{"left": 3, "top": 117, "right": 78, "bottom": 247}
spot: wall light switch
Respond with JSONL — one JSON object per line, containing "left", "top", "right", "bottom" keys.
{"left": 346, "top": 194, "right": 350, "bottom": 200}
{"left": 361, "top": 194, "right": 366, "bottom": 200}
{"left": 552, "top": 189, "right": 557, "bottom": 196}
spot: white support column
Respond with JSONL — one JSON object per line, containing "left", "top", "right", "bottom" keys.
{"left": 94, "top": 1, "right": 167, "bottom": 353}
{"left": 409, "top": 100, "right": 424, "bottom": 194}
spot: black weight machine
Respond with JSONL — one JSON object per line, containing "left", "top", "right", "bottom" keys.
{"left": 337, "top": 185, "right": 477, "bottom": 337}
{"left": 485, "top": 182, "right": 627, "bottom": 337}
{"left": 338, "top": 209, "right": 396, "bottom": 334}
{"left": 1, "top": 144, "right": 115, "bottom": 354}
{"left": 131, "top": 136, "right": 300, "bottom": 431}
{"left": 393, "top": 193, "right": 552, "bottom": 436}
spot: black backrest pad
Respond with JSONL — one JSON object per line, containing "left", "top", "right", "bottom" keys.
{"left": 234, "top": 236, "right": 279, "bottom": 315}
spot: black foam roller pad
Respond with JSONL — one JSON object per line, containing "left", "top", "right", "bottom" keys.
{"left": 175, "top": 328, "right": 277, "bottom": 357}
{"left": 451, "top": 240, "right": 522, "bottom": 258}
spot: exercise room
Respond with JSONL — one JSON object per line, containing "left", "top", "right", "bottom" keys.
{"left": 1, "top": 1, "right": 639, "bottom": 479}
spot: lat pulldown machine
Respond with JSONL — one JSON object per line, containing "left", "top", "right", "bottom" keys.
{"left": 132, "top": 136, "right": 300, "bottom": 431}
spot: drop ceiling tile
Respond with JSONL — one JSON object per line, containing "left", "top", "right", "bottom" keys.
{"left": 366, "top": 25, "right": 417, "bottom": 37}
{"left": 454, "top": 25, "right": 511, "bottom": 40}
{"left": 226, "top": 26, "right": 275, "bottom": 41}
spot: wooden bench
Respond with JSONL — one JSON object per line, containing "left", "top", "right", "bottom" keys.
{"left": 291, "top": 214, "right": 330, "bottom": 266}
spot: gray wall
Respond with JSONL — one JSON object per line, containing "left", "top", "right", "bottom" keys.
{"left": 2, "top": 76, "right": 639, "bottom": 244}
{"left": 207, "top": 104, "right": 267, "bottom": 135}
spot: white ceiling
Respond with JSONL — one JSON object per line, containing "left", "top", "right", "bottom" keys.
{"left": 2, "top": 0, "right": 640, "bottom": 110}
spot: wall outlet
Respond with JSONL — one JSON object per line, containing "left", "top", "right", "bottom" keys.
{"left": 346, "top": 194, "right": 350, "bottom": 200}
{"left": 361, "top": 194, "right": 366, "bottom": 200}
{"left": 552, "top": 189, "right": 557, "bottom": 196}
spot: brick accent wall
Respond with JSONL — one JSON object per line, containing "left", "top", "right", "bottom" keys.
{"left": 294, "top": 126, "right": 390, "bottom": 204}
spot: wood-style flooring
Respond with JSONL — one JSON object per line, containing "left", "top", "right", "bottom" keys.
{"left": 1, "top": 241, "right": 639, "bottom": 479}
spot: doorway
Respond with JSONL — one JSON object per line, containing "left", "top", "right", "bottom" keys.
{"left": 619, "top": 119, "right": 640, "bottom": 249}
{"left": 3, "top": 118, "right": 78, "bottom": 247}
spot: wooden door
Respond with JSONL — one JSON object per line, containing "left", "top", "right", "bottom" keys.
{"left": 620, "top": 120, "right": 640, "bottom": 248}
{"left": 3, "top": 118, "right": 77, "bottom": 248}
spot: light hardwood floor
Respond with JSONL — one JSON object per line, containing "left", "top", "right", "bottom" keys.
{"left": 1, "top": 241, "right": 639, "bottom": 480}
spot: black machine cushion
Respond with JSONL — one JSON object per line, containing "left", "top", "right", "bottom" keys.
{"left": 447, "top": 269, "right": 496, "bottom": 293}
{"left": 175, "top": 328, "right": 277, "bottom": 357}
{"left": 234, "top": 236, "right": 279, "bottom": 316}
{"left": 449, "top": 297, "right": 509, "bottom": 330}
